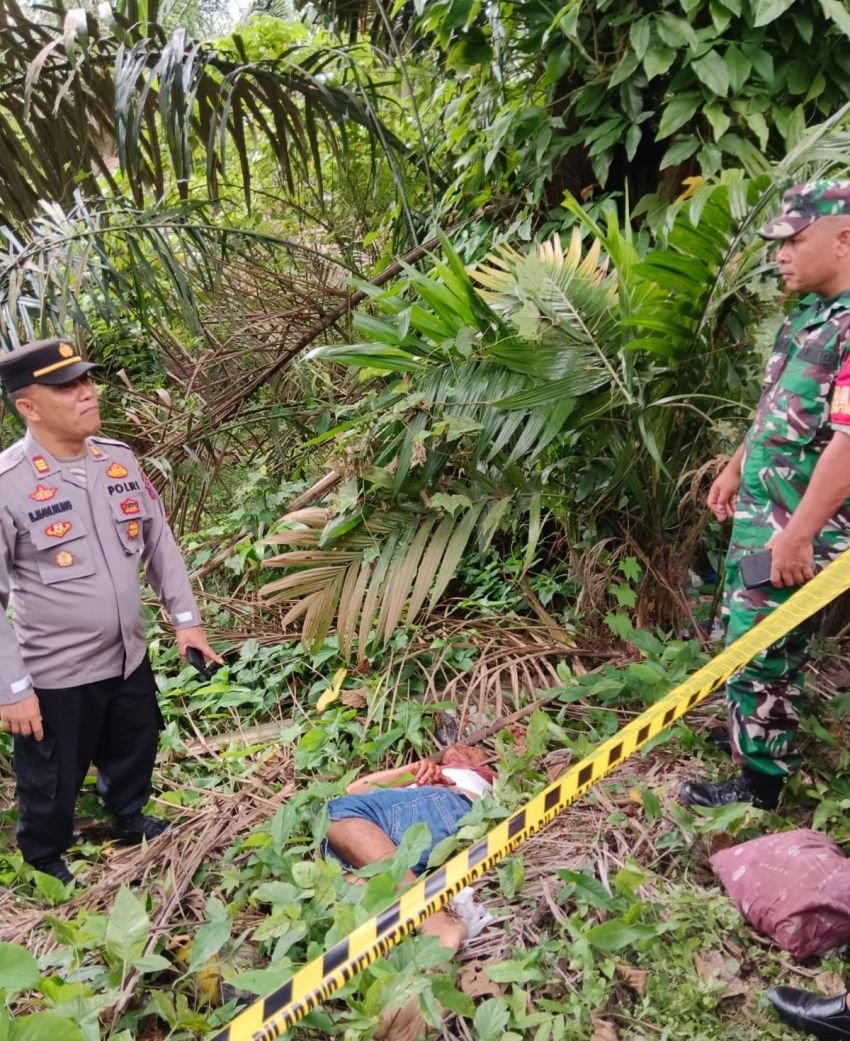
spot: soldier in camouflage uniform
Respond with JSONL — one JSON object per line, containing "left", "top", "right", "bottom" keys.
{"left": 681, "top": 180, "right": 850, "bottom": 810}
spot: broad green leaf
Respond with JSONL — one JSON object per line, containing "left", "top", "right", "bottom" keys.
{"left": 786, "top": 59, "right": 810, "bottom": 94}
{"left": 132, "top": 954, "right": 171, "bottom": 973}
{"left": 557, "top": 869, "right": 616, "bottom": 911}
{"left": 709, "top": 0, "right": 732, "bottom": 31}
{"left": 625, "top": 123, "right": 642, "bottom": 161}
{"left": 744, "top": 111, "right": 769, "bottom": 150}
{"left": 585, "top": 919, "right": 661, "bottom": 952}
{"left": 821, "top": 0, "right": 850, "bottom": 38}
{"left": 609, "top": 52, "right": 639, "bottom": 88}
{"left": 430, "top": 493, "right": 473, "bottom": 517}
{"left": 659, "top": 136, "right": 698, "bottom": 169}
{"left": 655, "top": 95, "right": 700, "bottom": 139}
{"left": 740, "top": 42, "right": 774, "bottom": 82}
{"left": 751, "top": 0, "right": 796, "bottom": 25}
{"left": 724, "top": 43, "right": 752, "bottom": 91}
{"left": 473, "top": 997, "right": 510, "bottom": 1041}
{"left": 105, "top": 888, "right": 150, "bottom": 966}
{"left": 703, "top": 101, "right": 730, "bottom": 141}
{"left": 691, "top": 50, "right": 729, "bottom": 95}
{"left": 0, "top": 944, "right": 39, "bottom": 992}
{"left": 32, "top": 871, "right": 66, "bottom": 905}
{"left": 629, "top": 19, "right": 651, "bottom": 60}
{"left": 224, "top": 964, "right": 294, "bottom": 996}
{"left": 188, "top": 917, "right": 231, "bottom": 972}
{"left": 643, "top": 47, "right": 676, "bottom": 79}
{"left": 432, "top": 977, "right": 475, "bottom": 1017}
{"left": 656, "top": 12, "right": 698, "bottom": 49}
{"left": 11, "top": 1014, "right": 85, "bottom": 1041}
{"left": 805, "top": 72, "right": 827, "bottom": 102}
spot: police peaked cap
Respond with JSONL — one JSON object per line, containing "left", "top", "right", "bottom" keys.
{"left": 0, "top": 339, "right": 101, "bottom": 393}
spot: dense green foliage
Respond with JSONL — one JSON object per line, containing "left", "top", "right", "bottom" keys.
{"left": 409, "top": 0, "right": 850, "bottom": 212}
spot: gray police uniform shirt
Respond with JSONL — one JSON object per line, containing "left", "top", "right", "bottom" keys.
{"left": 0, "top": 431, "right": 201, "bottom": 704}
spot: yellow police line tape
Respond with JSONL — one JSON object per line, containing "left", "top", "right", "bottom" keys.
{"left": 213, "top": 548, "right": 850, "bottom": 1041}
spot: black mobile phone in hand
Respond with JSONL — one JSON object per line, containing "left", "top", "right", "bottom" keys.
{"left": 186, "top": 646, "right": 211, "bottom": 679}
{"left": 739, "top": 549, "right": 773, "bottom": 589}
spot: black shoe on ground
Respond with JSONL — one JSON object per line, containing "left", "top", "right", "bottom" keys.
{"left": 768, "top": 986, "right": 850, "bottom": 1040}
{"left": 679, "top": 768, "right": 783, "bottom": 810}
{"left": 30, "top": 855, "right": 75, "bottom": 886}
{"left": 112, "top": 813, "right": 170, "bottom": 846}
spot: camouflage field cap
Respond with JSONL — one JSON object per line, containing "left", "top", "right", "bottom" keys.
{"left": 760, "top": 179, "right": 850, "bottom": 240}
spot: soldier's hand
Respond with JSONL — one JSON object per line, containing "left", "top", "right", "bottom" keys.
{"left": 175, "top": 627, "right": 224, "bottom": 667}
{"left": 1, "top": 693, "right": 43, "bottom": 741}
{"left": 707, "top": 465, "right": 741, "bottom": 521}
{"left": 766, "top": 532, "right": 815, "bottom": 588}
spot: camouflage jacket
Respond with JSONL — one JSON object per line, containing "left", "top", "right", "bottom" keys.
{"left": 738, "top": 289, "right": 850, "bottom": 539}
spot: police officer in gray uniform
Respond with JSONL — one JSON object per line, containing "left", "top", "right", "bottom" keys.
{"left": 0, "top": 339, "right": 222, "bottom": 885}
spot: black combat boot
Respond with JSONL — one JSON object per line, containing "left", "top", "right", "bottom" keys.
{"left": 111, "top": 813, "right": 170, "bottom": 846}
{"left": 30, "top": 855, "right": 75, "bottom": 886}
{"left": 679, "top": 768, "right": 783, "bottom": 810}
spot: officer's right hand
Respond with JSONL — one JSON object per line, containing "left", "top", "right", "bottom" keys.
{"left": 707, "top": 466, "right": 742, "bottom": 522}
{"left": 0, "top": 693, "right": 43, "bottom": 741}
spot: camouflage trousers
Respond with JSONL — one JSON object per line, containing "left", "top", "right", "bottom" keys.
{"left": 724, "top": 527, "right": 849, "bottom": 777}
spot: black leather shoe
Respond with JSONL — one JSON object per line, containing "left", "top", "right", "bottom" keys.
{"left": 112, "top": 813, "right": 170, "bottom": 846}
{"left": 679, "top": 769, "right": 783, "bottom": 810}
{"left": 768, "top": 986, "right": 850, "bottom": 1039}
{"left": 30, "top": 855, "right": 75, "bottom": 886}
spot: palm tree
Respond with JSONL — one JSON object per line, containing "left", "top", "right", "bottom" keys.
{"left": 0, "top": 0, "right": 406, "bottom": 222}
{"left": 259, "top": 121, "right": 850, "bottom": 652}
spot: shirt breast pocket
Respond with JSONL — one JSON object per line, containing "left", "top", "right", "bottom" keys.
{"left": 29, "top": 516, "right": 96, "bottom": 584}
{"left": 767, "top": 339, "right": 839, "bottom": 447}
{"left": 110, "top": 495, "right": 147, "bottom": 555}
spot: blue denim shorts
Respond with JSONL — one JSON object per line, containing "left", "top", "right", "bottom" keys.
{"left": 325, "top": 786, "right": 473, "bottom": 876}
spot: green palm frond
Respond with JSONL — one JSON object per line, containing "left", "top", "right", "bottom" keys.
{"left": 0, "top": 0, "right": 405, "bottom": 221}
{"left": 470, "top": 229, "right": 625, "bottom": 404}
{"left": 0, "top": 196, "right": 349, "bottom": 346}
{"left": 627, "top": 173, "right": 774, "bottom": 359}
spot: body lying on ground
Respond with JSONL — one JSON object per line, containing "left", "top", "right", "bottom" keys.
{"left": 322, "top": 744, "right": 495, "bottom": 1041}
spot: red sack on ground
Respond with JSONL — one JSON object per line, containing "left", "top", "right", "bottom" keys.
{"left": 710, "top": 828, "right": 850, "bottom": 960}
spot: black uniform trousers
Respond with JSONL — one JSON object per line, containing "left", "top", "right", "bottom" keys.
{"left": 13, "top": 655, "right": 161, "bottom": 864}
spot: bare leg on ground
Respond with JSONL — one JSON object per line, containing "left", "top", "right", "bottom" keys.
{"left": 327, "top": 819, "right": 469, "bottom": 1040}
